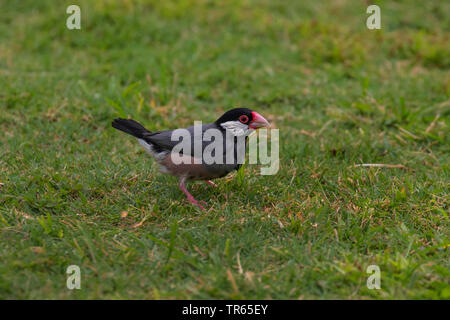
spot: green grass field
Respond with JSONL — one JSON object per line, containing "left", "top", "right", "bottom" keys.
{"left": 0, "top": 0, "right": 449, "bottom": 299}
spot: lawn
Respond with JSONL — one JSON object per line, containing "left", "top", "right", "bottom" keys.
{"left": 0, "top": 0, "right": 449, "bottom": 299}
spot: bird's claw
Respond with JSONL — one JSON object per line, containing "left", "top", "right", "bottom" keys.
{"left": 194, "top": 200, "right": 208, "bottom": 210}
{"left": 187, "top": 196, "right": 207, "bottom": 210}
{"left": 179, "top": 178, "right": 209, "bottom": 210}
{"left": 204, "top": 180, "right": 218, "bottom": 188}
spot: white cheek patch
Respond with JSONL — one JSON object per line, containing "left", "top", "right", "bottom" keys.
{"left": 220, "top": 121, "right": 252, "bottom": 136}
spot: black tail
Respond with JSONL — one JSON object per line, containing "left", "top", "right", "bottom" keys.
{"left": 112, "top": 118, "right": 150, "bottom": 139}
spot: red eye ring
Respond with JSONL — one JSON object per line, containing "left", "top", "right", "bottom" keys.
{"left": 239, "top": 115, "right": 249, "bottom": 123}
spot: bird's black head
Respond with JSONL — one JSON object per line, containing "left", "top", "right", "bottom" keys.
{"left": 215, "top": 108, "right": 270, "bottom": 135}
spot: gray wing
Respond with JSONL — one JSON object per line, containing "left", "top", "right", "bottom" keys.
{"left": 143, "top": 123, "right": 219, "bottom": 154}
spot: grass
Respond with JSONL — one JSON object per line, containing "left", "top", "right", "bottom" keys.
{"left": 0, "top": 0, "right": 449, "bottom": 299}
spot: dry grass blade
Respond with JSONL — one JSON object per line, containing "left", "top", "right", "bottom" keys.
{"left": 352, "top": 163, "right": 408, "bottom": 169}
{"left": 227, "top": 269, "right": 239, "bottom": 294}
{"left": 425, "top": 113, "right": 440, "bottom": 133}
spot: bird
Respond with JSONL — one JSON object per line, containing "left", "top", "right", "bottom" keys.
{"left": 112, "top": 108, "right": 270, "bottom": 210}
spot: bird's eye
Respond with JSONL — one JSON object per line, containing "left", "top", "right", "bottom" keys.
{"left": 239, "top": 115, "right": 249, "bottom": 123}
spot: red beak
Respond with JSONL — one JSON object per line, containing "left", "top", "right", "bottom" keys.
{"left": 249, "top": 112, "right": 270, "bottom": 129}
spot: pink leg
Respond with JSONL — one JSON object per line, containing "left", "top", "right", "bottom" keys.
{"left": 179, "top": 178, "right": 206, "bottom": 210}
{"left": 204, "top": 180, "right": 217, "bottom": 187}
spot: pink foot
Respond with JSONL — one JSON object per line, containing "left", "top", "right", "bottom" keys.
{"left": 179, "top": 178, "right": 207, "bottom": 210}
{"left": 204, "top": 180, "right": 217, "bottom": 188}
{"left": 186, "top": 195, "right": 206, "bottom": 210}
